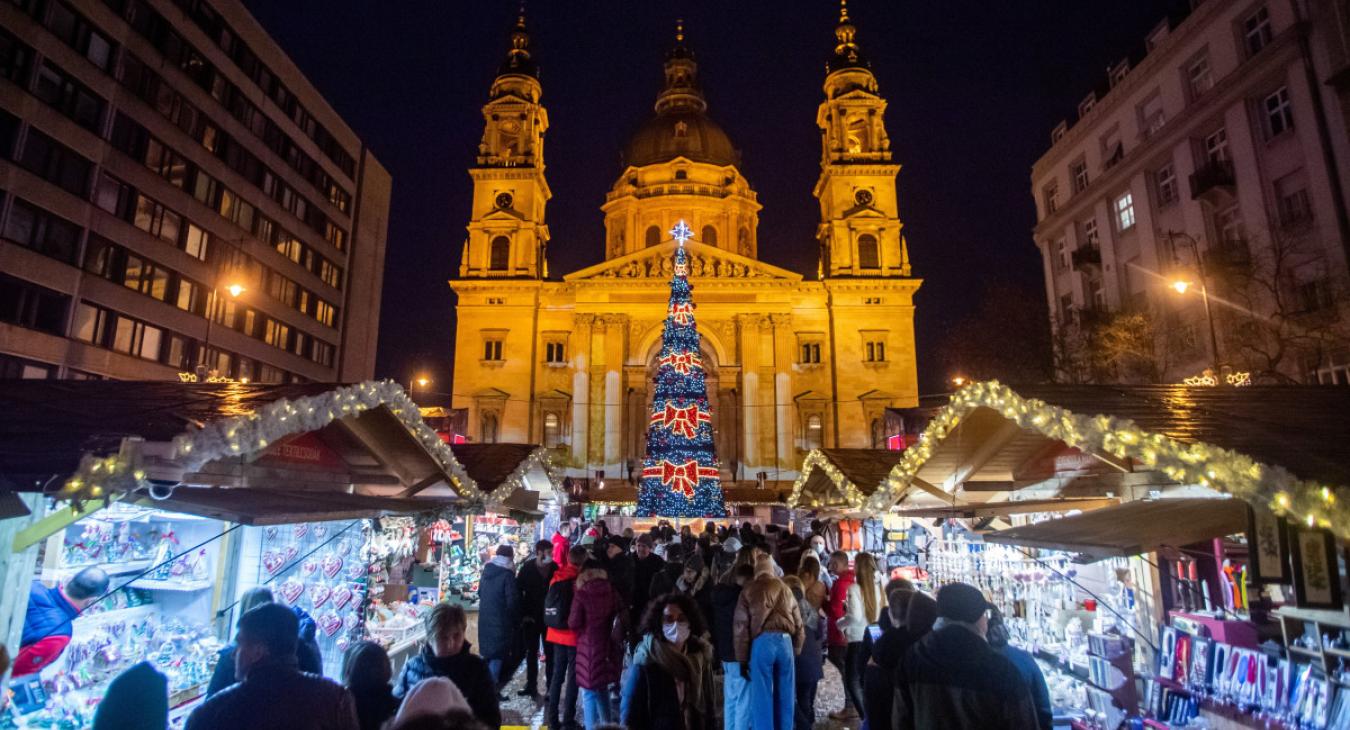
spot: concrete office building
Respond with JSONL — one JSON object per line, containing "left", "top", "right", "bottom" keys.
{"left": 0, "top": 0, "right": 389, "bottom": 381}
{"left": 1032, "top": 0, "right": 1350, "bottom": 384}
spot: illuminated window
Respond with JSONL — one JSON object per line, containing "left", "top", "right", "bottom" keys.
{"left": 805, "top": 415, "right": 823, "bottom": 450}
{"left": 701, "top": 225, "right": 717, "bottom": 246}
{"left": 489, "top": 236, "right": 510, "bottom": 270}
{"left": 1114, "top": 192, "right": 1136, "bottom": 231}
{"left": 543, "top": 412, "right": 561, "bottom": 447}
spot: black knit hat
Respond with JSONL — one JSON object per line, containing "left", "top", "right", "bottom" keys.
{"left": 936, "top": 582, "right": 994, "bottom": 624}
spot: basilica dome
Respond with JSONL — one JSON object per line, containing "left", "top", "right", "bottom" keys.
{"left": 623, "top": 110, "right": 738, "bottom": 168}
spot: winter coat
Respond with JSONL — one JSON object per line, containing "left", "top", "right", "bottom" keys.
{"left": 92, "top": 661, "right": 167, "bottom": 730}
{"left": 863, "top": 623, "right": 914, "bottom": 730}
{"left": 206, "top": 628, "right": 323, "bottom": 697}
{"left": 732, "top": 573, "right": 804, "bottom": 663}
{"left": 551, "top": 531, "right": 570, "bottom": 565}
{"left": 568, "top": 571, "right": 626, "bottom": 689}
{"left": 999, "top": 643, "right": 1053, "bottom": 730}
{"left": 793, "top": 589, "right": 825, "bottom": 684}
{"left": 602, "top": 552, "right": 635, "bottom": 609}
{"left": 892, "top": 625, "right": 1040, "bottom": 730}
{"left": 545, "top": 562, "right": 580, "bottom": 647}
{"left": 826, "top": 569, "right": 855, "bottom": 646}
{"left": 841, "top": 576, "right": 883, "bottom": 643}
{"left": 477, "top": 560, "right": 520, "bottom": 660}
{"left": 709, "top": 582, "right": 742, "bottom": 664}
{"left": 347, "top": 684, "right": 399, "bottom": 730}
{"left": 675, "top": 571, "right": 715, "bottom": 637}
{"left": 620, "top": 635, "right": 716, "bottom": 730}
{"left": 185, "top": 658, "right": 358, "bottom": 730}
{"left": 630, "top": 553, "right": 665, "bottom": 621}
{"left": 517, "top": 556, "right": 556, "bottom": 623}
{"left": 647, "top": 561, "right": 684, "bottom": 602}
{"left": 392, "top": 643, "right": 501, "bottom": 729}
{"left": 15, "top": 582, "right": 78, "bottom": 676}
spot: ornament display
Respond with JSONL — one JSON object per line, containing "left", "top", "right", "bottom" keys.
{"left": 636, "top": 221, "right": 727, "bottom": 518}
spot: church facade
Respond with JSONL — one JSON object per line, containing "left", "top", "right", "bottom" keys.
{"left": 450, "top": 9, "right": 921, "bottom": 481}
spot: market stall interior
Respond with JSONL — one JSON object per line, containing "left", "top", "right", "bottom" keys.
{"left": 0, "top": 380, "right": 512, "bottom": 728}
{"left": 792, "top": 381, "right": 1350, "bottom": 730}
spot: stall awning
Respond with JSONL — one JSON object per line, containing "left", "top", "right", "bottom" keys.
{"left": 142, "top": 487, "right": 459, "bottom": 526}
{"left": 982, "top": 498, "right": 1249, "bottom": 559}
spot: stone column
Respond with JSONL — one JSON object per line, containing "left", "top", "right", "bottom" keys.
{"left": 571, "top": 314, "right": 594, "bottom": 469}
{"left": 770, "top": 314, "right": 794, "bottom": 473}
{"left": 738, "top": 314, "right": 764, "bottom": 475}
{"left": 601, "top": 315, "right": 627, "bottom": 473}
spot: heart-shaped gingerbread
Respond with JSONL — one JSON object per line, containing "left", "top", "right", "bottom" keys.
{"left": 262, "top": 551, "right": 285, "bottom": 576}
{"left": 338, "top": 541, "right": 352, "bottom": 557}
{"left": 318, "top": 612, "right": 342, "bottom": 637}
{"left": 301, "top": 559, "right": 319, "bottom": 578}
{"left": 346, "top": 562, "right": 365, "bottom": 581}
{"left": 343, "top": 613, "right": 359, "bottom": 632}
{"left": 278, "top": 579, "right": 304, "bottom": 605}
{"left": 310, "top": 583, "right": 331, "bottom": 609}
{"left": 336, "top": 637, "right": 350, "bottom": 653}
{"left": 331, "top": 585, "right": 354, "bottom": 610}
{"left": 321, "top": 554, "right": 343, "bottom": 579}
{"left": 294, "top": 523, "right": 309, "bottom": 540}
{"left": 314, "top": 524, "right": 328, "bottom": 540}
{"left": 283, "top": 545, "right": 299, "bottom": 563}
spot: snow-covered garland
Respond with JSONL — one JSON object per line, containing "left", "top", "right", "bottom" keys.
{"left": 789, "top": 380, "right": 1350, "bottom": 540}
{"left": 788, "top": 450, "right": 877, "bottom": 514}
{"left": 58, "top": 380, "right": 552, "bottom": 513}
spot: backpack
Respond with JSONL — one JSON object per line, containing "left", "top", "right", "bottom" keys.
{"left": 543, "top": 578, "right": 575, "bottom": 630}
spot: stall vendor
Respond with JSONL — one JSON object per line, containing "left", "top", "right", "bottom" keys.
{"left": 15, "top": 567, "right": 109, "bottom": 676}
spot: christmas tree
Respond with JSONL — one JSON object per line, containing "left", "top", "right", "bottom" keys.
{"left": 637, "top": 221, "right": 727, "bottom": 518}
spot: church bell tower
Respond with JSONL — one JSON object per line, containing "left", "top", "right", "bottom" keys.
{"left": 813, "top": 0, "right": 910, "bottom": 278}
{"left": 461, "top": 10, "right": 551, "bottom": 279}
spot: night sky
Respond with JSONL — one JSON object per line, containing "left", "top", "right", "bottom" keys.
{"left": 243, "top": 1, "right": 1176, "bottom": 395}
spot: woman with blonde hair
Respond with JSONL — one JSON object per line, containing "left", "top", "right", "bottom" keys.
{"left": 839, "top": 552, "right": 883, "bottom": 723}
{"left": 796, "top": 554, "right": 828, "bottom": 613}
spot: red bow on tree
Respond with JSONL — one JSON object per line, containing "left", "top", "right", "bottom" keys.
{"left": 658, "top": 351, "right": 701, "bottom": 375}
{"left": 669, "top": 302, "right": 694, "bottom": 326}
{"left": 650, "top": 402, "right": 711, "bottom": 438}
{"left": 643, "top": 459, "right": 720, "bottom": 498}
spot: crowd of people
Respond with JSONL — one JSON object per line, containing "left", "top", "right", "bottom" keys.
{"left": 80, "top": 518, "right": 1055, "bottom": 730}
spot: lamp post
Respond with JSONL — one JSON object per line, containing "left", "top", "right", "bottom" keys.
{"left": 1166, "top": 230, "right": 1222, "bottom": 375}
{"left": 197, "top": 280, "right": 246, "bottom": 380}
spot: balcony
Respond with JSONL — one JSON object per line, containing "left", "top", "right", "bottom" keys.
{"left": 1072, "top": 244, "right": 1102, "bottom": 270}
{"left": 1189, "top": 160, "right": 1236, "bottom": 202}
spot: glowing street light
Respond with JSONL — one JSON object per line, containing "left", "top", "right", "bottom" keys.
{"left": 1170, "top": 280, "right": 1191, "bottom": 294}
{"left": 415, "top": 376, "right": 431, "bottom": 389}
{"left": 226, "top": 283, "right": 246, "bottom": 298}
{"left": 950, "top": 375, "right": 967, "bottom": 388}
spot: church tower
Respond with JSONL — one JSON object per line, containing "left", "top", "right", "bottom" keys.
{"left": 813, "top": 1, "right": 910, "bottom": 278}
{"left": 461, "top": 10, "right": 551, "bottom": 279}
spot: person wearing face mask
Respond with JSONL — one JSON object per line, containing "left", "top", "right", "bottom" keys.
{"left": 807, "top": 536, "right": 832, "bottom": 589}
{"left": 620, "top": 593, "right": 715, "bottom": 730}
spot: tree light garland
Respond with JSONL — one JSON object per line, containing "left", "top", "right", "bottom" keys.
{"left": 789, "top": 380, "right": 1350, "bottom": 540}
{"left": 56, "top": 381, "right": 559, "bottom": 513}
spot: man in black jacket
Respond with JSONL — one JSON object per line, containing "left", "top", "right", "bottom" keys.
{"left": 187, "top": 604, "right": 357, "bottom": 730}
{"left": 602, "top": 536, "right": 635, "bottom": 610}
{"left": 629, "top": 534, "right": 664, "bottom": 628}
{"left": 647, "top": 542, "right": 685, "bottom": 600}
{"left": 892, "top": 582, "right": 1039, "bottom": 730}
{"left": 517, "top": 539, "right": 556, "bottom": 699}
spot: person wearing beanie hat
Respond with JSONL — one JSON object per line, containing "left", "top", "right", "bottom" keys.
{"left": 673, "top": 553, "right": 714, "bottom": 638}
{"left": 891, "top": 582, "right": 1038, "bottom": 730}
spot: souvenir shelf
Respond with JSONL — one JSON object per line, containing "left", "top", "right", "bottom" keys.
{"left": 1277, "top": 607, "right": 1350, "bottom": 686}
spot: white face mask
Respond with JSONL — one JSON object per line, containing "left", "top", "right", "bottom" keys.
{"left": 662, "top": 620, "right": 691, "bottom": 644}
{"left": 812, "top": 543, "right": 826, "bottom": 555}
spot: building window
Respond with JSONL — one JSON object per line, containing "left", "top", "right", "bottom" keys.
{"left": 489, "top": 236, "right": 510, "bottom": 270}
{"left": 1139, "top": 92, "right": 1166, "bottom": 138}
{"left": 1243, "top": 6, "right": 1273, "bottom": 57}
{"left": 1070, "top": 159, "right": 1089, "bottom": 194}
{"left": 1216, "top": 204, "right": 1244, "bottom": 245}
{"left": 1101, "top": 128, "right": 1124, "bottom": 169}
{"left": 800, "top": 342, "right": 822, "bottom": 364}
{"left": 1187, "top": 53, "right": 1213, "bottom": 99}
{"left": 870, "top": 419, "right": 884, "bottom": 449}
{"left": 1043, "top": 182, "right": 1059, "bottom": 214}
{"left": 1295, "top": 277, "right": 1334, "bottom": 312}
{"left": 0, "top": 274, "right": 69, "bottom": 335}
{"left": 1059, "top": 294, "right": 1073, "bottom": 324}
{"left": 1051, "top": 121, "right": 1067, "bottom": 144}
{"left": 18, "top": 129, "right": 91, "bottom": 197}
{"left": 864, "top": 339, "right": 886, "bottom": 363}
{"left": 1114, "top": 192, "right": 1136, "bottom": 231}
{"left": 1109, "top": 60, "right": 1129, "bottom": 87}
{"left": 33, "top": 60, "right": 105, "bottom": 132}
{"left": 674, "top": 169, "right": 687, "bottom": 180}
{"left": 701, "top": 225, "right": 717, "bottom": 246}
{"left": 645, "top": 225, "right": 661, "bottom": 247}
{"left": 1276, "top": 172, "right": 1312, "bottom": 227}
{"left": 0, "top": 353, "right": 56, "bottom": 379}
{"left": 1204, "top": 128, "right": 1229, "bottom": 162}
{"left": 857, "top": 234, "right": 879, "bottom": 268}
{"left": 1056, "top": 239, "right": 1070, "bottom": 271}
{"left": 1263, "top": 87, "right": 1294, "bottom": 138}
{"left": 1090, "top": 279, "right": 1106, "bottom": 310}
{"left": 1157, "top": 164, "right": 1179, "bottom": 206}
{"left": 543, "top": 412, "right": 561, "bottom": 447}
{"left": 545, "top": 341, "right": 566, "bottom": 364}
{"left": 3, "top": 198, "right": 80, "bottom": 264}
{"left": 483, "top": 339, "right": 504, "bottom": 361}
{"left": 1083, "top": 218, "right": 1100, "bottom": 247}
{"left": 481, "top": 413, "right": 499, "bottom": 444}
{"left": 805, "top": 414, "right": 823, "bottom": 450}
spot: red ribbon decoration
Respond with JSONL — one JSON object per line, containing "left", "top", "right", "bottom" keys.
{"left": 669, "top": 302, "right": 694, "bottom": 326}
{"left": 643, "top": 459, "right": 720, "bottom": 498}
{"left": 650, "top": 402, "right": 712, "bottom": 438}
{"left": 658, "top": 351, "right": 701, "bottom": 375}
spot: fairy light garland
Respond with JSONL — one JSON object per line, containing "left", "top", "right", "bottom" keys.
{"left": 56, "top": 380, "right": 556, "bottom": 513}
{"left": 788, "top": 380, "right": 1350, "bottom": 539}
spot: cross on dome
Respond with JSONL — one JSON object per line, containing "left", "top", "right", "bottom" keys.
{"left": 670, "top": 219, "right": 694, "bottom": 246}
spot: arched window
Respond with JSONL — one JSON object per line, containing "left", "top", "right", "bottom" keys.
{"left": 846, "top": 117, "right": 868, "bottom": 154}
{"left": 806, "top": 414, "right": 823, "bottom": 450}
{"left": 645, "top": 225, "right": 661, "bottom": 247}
{"left": 543, "top": 412, "right": 561, "bottom": 447}
{"left": 701, "top": 225, "right": 717, "bottom": 246}
{"left": 489, "top": 236, "right": 510, "bottom": 270}
{"left": 857, "top": 234, "right": 879, "bottom": 269}
{"left": 481, "top": 413, "right": 499, "bottom": 444}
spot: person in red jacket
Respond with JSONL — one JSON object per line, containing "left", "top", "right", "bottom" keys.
{"left": 546, "top": 545, "right": 585, "bottom": 730}
{"left": 824, "top": 550, "right": 857, "bottom": 721}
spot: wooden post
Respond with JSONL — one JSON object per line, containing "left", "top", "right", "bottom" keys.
{"left": 0, "top": 495, "right": 48, "bottom": 700}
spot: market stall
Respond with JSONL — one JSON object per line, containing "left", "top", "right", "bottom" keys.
{"left": 880, "top": 381, "right": 1350, "bottom": 730}
{"left": 0, "top": 381, "right": 481, "bottom": 728}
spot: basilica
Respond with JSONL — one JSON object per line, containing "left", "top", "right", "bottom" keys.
{"left": 449, "top": 8, "right": 920, "bottom": 481}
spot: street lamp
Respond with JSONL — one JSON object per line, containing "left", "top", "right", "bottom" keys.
{"left": 950, "top": 375, "right": 967, "bottom": 388}
{"left": 1165, "top": 230, "right": 1222, "bottom": 376}
{"left": 197, "top": 280, "right": 246, "bottom": 380}
{"left": 412, "top": 375, "right": 431, "bottom": 391}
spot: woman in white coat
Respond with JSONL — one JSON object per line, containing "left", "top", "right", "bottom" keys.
{"left": 838, "top": 552, "right": 883, "bottom": 723}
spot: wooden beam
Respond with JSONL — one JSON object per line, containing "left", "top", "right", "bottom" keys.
{"left": 12, "top": 495, "right": 120, "bottom": 552}
{"left": 943, "top": 419, "right": 1024, "bottom": 490}
{"left": 400, "top": 472, "right": 447, "bottom": 498}
{"left": 1090, "top": 450, "right": 1134, "bottom": 473}
{"left": 908, "top": 477, "right": 968, "bottom": 506}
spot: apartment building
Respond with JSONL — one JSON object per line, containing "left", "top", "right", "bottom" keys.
{"left": 1032, "top": 0, "right": 1350, "bottom": 384}
{"left": 0, "top": 0, "right": 389, "bottom": 382}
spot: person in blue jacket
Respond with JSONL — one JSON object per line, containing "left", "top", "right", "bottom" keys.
{"left": 987, "top": 607, "right": 1053, "bottom": 730}
{"left": 15, "top": 568, "right": 108, "bottom": 676}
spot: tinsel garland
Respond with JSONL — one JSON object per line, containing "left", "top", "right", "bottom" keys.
{"left": 788, "top": 380, "right": 1350, "bottom": 540}
{"left": 58, "top": 380, "right": 557, "bottom": 514}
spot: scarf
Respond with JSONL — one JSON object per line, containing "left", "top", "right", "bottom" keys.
{"left": 636, "top": 634, "right": 710, "bottom": 725}
{"left": 676, "top": 571, "right": 706, "bottom": 595}
{"left": 488, "top": 555, "right": 514, "bottom": 570}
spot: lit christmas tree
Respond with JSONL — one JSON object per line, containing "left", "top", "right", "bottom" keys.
{"left": 637, "top": 220, "right": 727, "bottom": 518}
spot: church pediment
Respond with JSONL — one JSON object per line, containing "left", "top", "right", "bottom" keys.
{"left": 564, "top": 241, "right": 802, "bottom": 282}
{"left": 479, "top": 207, "right": 528, "bottom": 222}
{"left": 842, "top": 203, "right": 887, "bottom": 218}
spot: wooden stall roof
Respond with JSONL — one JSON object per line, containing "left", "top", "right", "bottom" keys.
{"left": 449, "top": 443, "right": 546, "bottom": 492}
{"left": 982, "top": 497, "right": 1249, "bottom": 559}
{"left": 144, "top": 487, "right": 460, "bottom": 526}
{"left": 893, "top": 497, "right": 1119, "bottom": 519}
